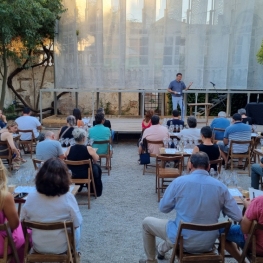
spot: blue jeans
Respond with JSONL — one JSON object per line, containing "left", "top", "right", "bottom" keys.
{"left": 0, "top": 120, "right": 6, "bottom": 128}
{"left": 111, "top": 130, "right": 115, "bottom": 141}
{"left": 75, "top": 225, "right": 81, "bottom": 252}
{"left": 172, "top": 96, "right": 184, "bottom": 120}
{"left": 251, "top": 163, "right": 263, "bottom": 189}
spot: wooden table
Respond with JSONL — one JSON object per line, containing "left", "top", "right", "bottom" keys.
{"left": 188, "top": 103, "right": 213, "bottom": 125}
{"left": 14, "top": 185, "right": 80, "bottom": 215}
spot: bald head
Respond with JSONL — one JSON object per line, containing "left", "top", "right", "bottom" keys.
{"left": 45, "top": 131, "right": 55, "bottom": 140}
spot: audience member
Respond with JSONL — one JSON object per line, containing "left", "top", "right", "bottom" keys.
{"left": 73, "top": 108, "right": 84, "bottom": 127}
{"left": 89, "top": 113, "right": 111, "bottom": 155}
{"left": 251, "top": 157, "right": 263, "bottom": 189}
{"left": 176, "top": 116, "right": 200, "bottom": 140}
{"left": 166, "top": 110, "right": 184, "bottom": 127}
{"left": 139, "top": 152, "right": 242, "bottom": 263}
{"left": 238, "top": 108, "right": 252, "bottom": 125}
{"left": 224, "top": 196, "right": 263, "bottom": 261}
{"left": 187, "top": 126, "right": 220, "bottom": 171}
{"left": 210, "top": 111, "right": 230, "bottom": 140}
{"left": 0, "top": 110, "right": 7, "bottom": 129}
{"left": 0, "top": 159, "right": 28, "bottom": 262}
{"left": 36, "top": 131, "right": 64, "bottom": 161}
{"left": 139, "top": 115, "right": 169, "bottom": 155}
{"left": 218, "top": 113, "right": 251, "bottom": 166}
{"left": 65, "top": 128, "right": 102, "bottom": 196}
{"left": 57, "top": 115, "right": 76, "bottom": 144}
{"left": 0, "top": 121, "right": 26, "bottom": 168}
{"left": 15, "top": 107, "right": 43, "bottom": 141}
{"left": 142, "top": 109, "right": 154, "bottom": 131}
{"left": 20, "top": 158, "right": 82, "bottom": 256}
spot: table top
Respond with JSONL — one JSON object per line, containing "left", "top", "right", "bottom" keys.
{"left": 188, "top": 103, "right": 213, "bottom": 106}
{"left": 254, "top": 149, "right": 263, "bottom": 155}
{"left": 159, "top": 148, "right": 193, "bottom": 155}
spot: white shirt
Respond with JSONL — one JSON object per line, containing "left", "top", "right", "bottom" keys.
{"left": 20, "top": 190, "right": 82, "bottom": 254}
{"left": 176, "top": 128, "right": 201, "bottom": 140}
{"left": 15, "top": 116, "right": 41, "bottom": 140}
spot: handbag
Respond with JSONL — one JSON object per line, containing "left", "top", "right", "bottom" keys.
{"left": 140, "top": 138, "right": 150, "bottom": 165}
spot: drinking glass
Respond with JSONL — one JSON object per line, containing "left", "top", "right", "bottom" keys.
{"left": 64, "top": 138, "right": 69, "bottom": 147}
{"left": 252, "top": 124, "right": 257, "bottom": 132}
{"left": 89, "top": 139, "right": 94, "bottom": 146}
{"left": 163, "top": 138, "right": 169, "bottom": 148}
{"left": 173, "top": 138, "right": 178, "bottom": 148}
{"left": 179, "top": 125, "right": 183, "bottom": 131}
{"left": 175, "top": 125, "right": 179, "bottom": 132}
{"left": 168, "top": 138, "right": 172, "bottom": 148}
{"left": 59, "top": 138, "right": 65, "bottom": 146}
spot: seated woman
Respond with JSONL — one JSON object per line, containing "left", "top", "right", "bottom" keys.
{"left": 65, "top": 128, "right": 103, "bottom": 196}
{"left": 20, "top": 158, "right": 82, "bottom": 256}
{"left": 238, "top": 108, "right": 252, "bottom": 125}
{"left": 187, "top": 126, "right": 220, "bottom": 171}
{"left": 142, "top": 109, "right": 154, "bottom": 131}
{"left": 57, "top": 115, "right": 76, "bottom": 146}
{"left": 0, "top": 121, "right": 26, "bottom": 168}
{"left": 73, "top": 108, "right": 84, "bottom": 128}
{"left": 0, "top": 159, "right": 27, "bottom": 262}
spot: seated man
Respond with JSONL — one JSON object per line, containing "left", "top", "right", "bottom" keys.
{"left": 218, "top": 113, "right": 251, "bottom": 166}
{"left": 36, "top": 131, "right": 65, "bottom": 161}
{"left": 238, "top": 108, "right": 252, "bottom": 125}
{"left": 93, "top": 108, "right": 115, "bottom": 142}
{"left": 224, "top": 195, "right": 263, "bottom": 261}
{"left": 210, "top": 111, "right": 230, "bottom": 140}
{"left": 139, "top": 152, "right": 242, "bottom": 263}
{"left": 15, "top": 107, "right": 43, "bottom": 141}
{"left": 251, "top": 157, "right": 263, "bottom": 189}
{"left": 139, "top": 115, "right": 169, "bottom": 155}
{"left": 176, "top": 116, "right": 200, "bottom": 140}
{"left": 89, "top": 113, "right": 111, "bottom": 155}
{"left": 166, "top": 110, "right": 184, "bottom": 127}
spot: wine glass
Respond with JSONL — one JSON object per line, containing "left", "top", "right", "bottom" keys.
{"left": 59, "top": 138, "right": 65, "bottom": 146}
{"left": 168, "top": 138, "right": 172, "bottom": 148}
{"left": 163, "top": 138, "right": 168, "bottom": 148}
{"left": 175, "top": 125, "right": 179, "bottom": 132}
{"left": 64, "top": 138, "right": 69, "bottom": 147}
{"left": 89, "top": 139, "right": 94, "bottom": 146}
{"left": 179, "top": 125, "right": 183, "bottom": 131}
{"left": 252, "top": 124, "right": 257, "bottom": 132}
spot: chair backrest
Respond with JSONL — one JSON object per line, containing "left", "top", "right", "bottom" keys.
{"left": 170, "top": 220, "right": 231, "bottom": 263}
{"left": 0, "top": 222, "right": 20, "bottom": 263}
{"left": 0, "top": 141, "right": 12, "bottom": 159}
{"left": 156, "top": 155, "right": 183, "bottom": 174}
{"left": 93, "top": 140, "right": 110, "bottom": 155}
{"left": 17, "top": 129, "right": 36, "bottom": 142}
{"left": 22, "top": 220, "right": 76, "bottom": 263}
{"left": 229, "top": 140, "right": 252, "bottom": 155}
{"left": 212, "top": 128, "right": 225, "bottom": 141}
{"left": 32, "top": 158, "right": 44, "bottom": 170}
{"left": 209, "top": 158, "right": 223, "bottom": 173}
{"left": 239, "top": 220, "right": 263, "bottom": 263}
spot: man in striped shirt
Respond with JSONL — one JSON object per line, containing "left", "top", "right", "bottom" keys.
{"left": 218, "top": 113, "right": 251, "bottom": 166}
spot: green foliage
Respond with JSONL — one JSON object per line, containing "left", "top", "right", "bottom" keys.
{"left": 257, "top": 40, "right": 263, "bottom": 64}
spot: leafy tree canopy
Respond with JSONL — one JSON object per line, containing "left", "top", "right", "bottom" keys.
{"left": 257, "top": 40, "right": 263, "bottom": 65}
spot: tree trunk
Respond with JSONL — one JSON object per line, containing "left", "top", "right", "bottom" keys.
{"left": 0, "top": 44, "right": 8, "bottom": 109}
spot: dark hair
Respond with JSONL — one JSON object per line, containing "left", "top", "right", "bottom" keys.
{"left": 172, "top": 110, "right": 180, "bottom": 117}
{"left": 200, "top": 126, "right": 212, "bottom": 138}
{"left": 23, "top": 107, "right": 31, "bottom": 114}
{"left": 187, "top": 116, "right": 197, "bottom": 128}
{"left": 97, "top": 108, "right": 104, "bottom": 114}
{"left": 35, "top": 158, "right": 70, "bottom": 196}
{"left": 151, "top": 115, "right": 160, "bottom": 125}
{"left": 144, "top": 109, "right": 154, "bottom": 123}
{"left": 232, "top": 113, "right": 242, "bottom": 121}
{"left": 95, "top": 113, "right": 105, "bottom": 124}
{"left": 73, "top": 108, "right": 82, "bottom": 121}
{"left": 190, "top": 152, "right": 209, "bottom": 170}
{"left": 176, "top": 73, "right": 182, "bottom": 77}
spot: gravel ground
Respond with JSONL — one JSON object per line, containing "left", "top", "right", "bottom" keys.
{"left": 6, "top": 141, "right": 252, "bottom": 263}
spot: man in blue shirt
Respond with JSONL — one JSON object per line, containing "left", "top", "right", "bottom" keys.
{"left": 167, "top": 73, "right": 192, "bottom": 121}
{"left": 210, "top": 111, "right": 230, "bottom": 140}
{"left": 139, "top": 152, "right": 242, "bottom": 263}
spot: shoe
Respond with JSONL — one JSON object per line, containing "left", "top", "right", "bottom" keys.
{"left": 157, "top": 252, "right": 165, "bottom": 260}
{"left": 77, "top": 184, "right": 84, "bottom": 193}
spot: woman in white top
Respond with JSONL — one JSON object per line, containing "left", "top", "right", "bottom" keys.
{"left": 20, "top": 158, "right": 82, "bottom": 255}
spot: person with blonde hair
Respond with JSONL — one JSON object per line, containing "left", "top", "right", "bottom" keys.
{"left": 0, "top": 121, "right": 26, "bottom": 168}
{"left": 142, "top": 109, "right": 154, "bottom": 131}
{"left": 0, "top": 159, "right": 27, "bottom": 262}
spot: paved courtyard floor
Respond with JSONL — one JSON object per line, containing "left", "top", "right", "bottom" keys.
{"left": 7, "top": 141, "right": 252, "bottom": 263}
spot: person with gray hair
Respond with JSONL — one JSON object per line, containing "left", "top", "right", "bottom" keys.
{"left": 238, "top": 108, "right": 252, "bottom": 125}
{"left": 57, "top": 115, "right": 76, "bottom": 144}
{"left": 36, "top": 131, "right": 65, "bottom": 161}
{"left": 139, "top": 151, "right": 242, "bottom": 263}
{"left": 210, "top": 111, "right": 230, "bottom": 140}
{"left": 65, "top": 128, "right": 103, "bottom": 196}
{"left": 175, "top": 116, "right": 201, "bottom": 140}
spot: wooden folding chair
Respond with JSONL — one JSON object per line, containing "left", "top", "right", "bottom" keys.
{"left": 64, "top": 159, "right": 97, "bottom": 209}
{"left": 0, "top": 222, "right": 20, "bottom": 263}
{"left": 93, "top": 140, "right": 111, "bottom": 176}
{"left": 226, "top": 140, "right": 252, "bottom": 176}
{"left": 170, "top": 220, "right": 231, "bottom": 263}
{"left": 239, "top": 220, "right": 263, "bottom": 263}
{"left": 18, "top": 129, "right": 37, "bottom": 158}
{"left": 212, "top": 128, "right": 225, "bottom": 143}
{"left": 209, "top": 158, "right": 223, "bottom": 173}
{"left": 0, "top": 141, "right": 13, "bottom": 170}
{"left": 22, "top": 220, "right": 77, "bottom": 263}
{"left": 156, "top": 155, "right": 183, "bottom": 202}
{"left": 143, "top": 140, "right": 164, "bottom": 175}
{"left": 32, "top": 158, "right": 44, "bottom": 170}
